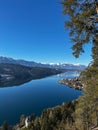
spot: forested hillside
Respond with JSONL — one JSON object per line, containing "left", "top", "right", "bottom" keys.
{"left": 61, "top": 0, "right": 98, "bottom": 129}
{"left": 0, "top": 63, "right": 62, "bottom": 87}
{"left": 0, "top": 0, "right": 98, "bottom": 130}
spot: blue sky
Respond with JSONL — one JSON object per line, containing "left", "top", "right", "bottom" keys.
{"left": 0, "top": 0, "right": 92, "bottom": 65}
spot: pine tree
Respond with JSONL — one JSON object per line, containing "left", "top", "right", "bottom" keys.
{"left": 62, "top": 0, "right": 98, "bottom": 129}
{"left": 2, "top": 121, "right": 8, "bottom": 130}
{"left": 62, "top": 0, "right": 97, "bottom": 57}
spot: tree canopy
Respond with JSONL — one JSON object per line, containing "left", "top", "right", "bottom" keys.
{"left": 62, "top": 0, "right": 98, "bottom": 129}
{"left": 62, "top": 0, "right": 98, "bottom": 59}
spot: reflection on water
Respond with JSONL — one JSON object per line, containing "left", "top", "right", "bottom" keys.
{"left": 0, "top": 71, "right": 82, "bottom": 125}
{"left": 55, "top": 71, "right": 80, "bottom": 78}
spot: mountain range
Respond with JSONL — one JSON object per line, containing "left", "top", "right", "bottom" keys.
{"left": 0, "top": 63, "right": 62, "bottom": 87}
{"left": 0, "top": 56, "right": 86, "bottom": 70}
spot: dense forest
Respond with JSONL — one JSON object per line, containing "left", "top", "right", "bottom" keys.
{"left": 14, "top": 101, "right": 78, "bottom": 130}
{"left": 1, "top": 0, "right": 98, "bottom": 130}
{"left": 0, "top": 63, "right": 62, "bottom": 87}
{"left": 1, "top": 101, "right": 77, "bottom": 130}
{"left": 62, "top": 0, "right": 98, "bottom": 129}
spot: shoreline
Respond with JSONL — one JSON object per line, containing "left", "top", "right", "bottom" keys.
{"left": 59, "top": 77, "right": 83, "bottom": 90}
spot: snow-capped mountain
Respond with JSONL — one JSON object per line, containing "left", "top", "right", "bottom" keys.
{"left": 0, "top": 56, "right": 86, "bottom": 70}
{"left": 42, "top": 62, "right": 86, "bottom": 70}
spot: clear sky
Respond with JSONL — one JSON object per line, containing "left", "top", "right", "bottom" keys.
{"left": 0, "top": 0, "right": 92, "bottom": 65}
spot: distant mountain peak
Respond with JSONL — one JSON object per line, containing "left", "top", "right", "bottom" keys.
{"left": 0, "top": 56, "right": 86, "bottom": 70}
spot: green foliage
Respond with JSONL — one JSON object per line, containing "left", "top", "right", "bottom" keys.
{"left": 77, "top": 66, "right": 98, "bottom": 129}
{"left": 1, "top": 1, "right": 98, "bottom": 130}
{"left": 39, "top": 101, "right": 77, "bottom": 130}
{"left": 2, "top": 121, "right": 8, "bottom": 130}
{"left": 62, "top": 0, "right": 98, "bottom": 129}
{"left": 20, "top": 114, "right": 26, "bottom": 128}
{"left": 62, "top": 0, "right": 96, "bottom": 58}
{"left": 33, "top": 118, "right": 40, "bottom": 130}
{"left": 15, "top": 101, "right": 77, "bottom": 130}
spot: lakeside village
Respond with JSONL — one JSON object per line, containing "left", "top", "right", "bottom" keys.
{"left": 59, "top": 77, "right": 83, "bottom": 90}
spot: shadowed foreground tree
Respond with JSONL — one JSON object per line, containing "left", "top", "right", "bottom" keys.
{"left": 2, "top": 121, "right": 8, "bottom": 130}
{"left": 62, "top": 0, "right": 98, "bottom": 129}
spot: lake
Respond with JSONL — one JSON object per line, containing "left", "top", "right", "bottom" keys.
{"left": 0, "top": 71, "right": 82, "bottom": 125}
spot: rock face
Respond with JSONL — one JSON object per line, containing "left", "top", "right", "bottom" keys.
{"left": 59, "top": 78, "right": 83, "bottom": 90}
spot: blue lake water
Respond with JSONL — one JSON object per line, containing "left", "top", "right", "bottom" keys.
{"left": 0, "top": 71, "right": 82, "bottom": 125}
